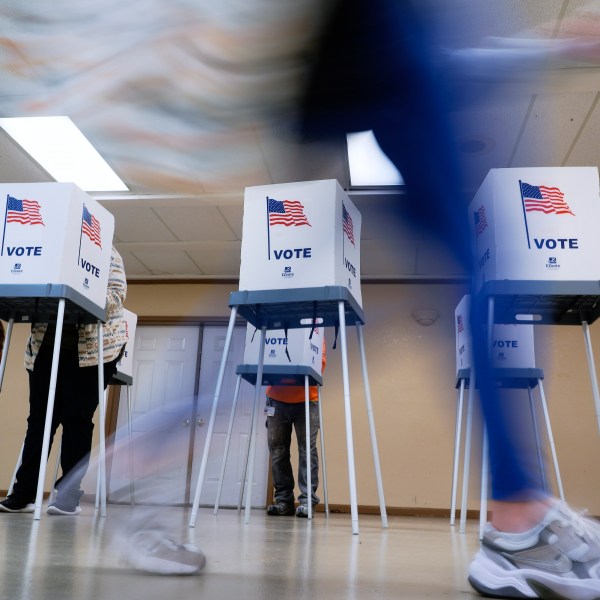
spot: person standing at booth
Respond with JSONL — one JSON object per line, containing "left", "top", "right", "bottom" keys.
{"left": 265, "top": 337, "right": 326, "bottom": 518}
{"left": 0, "top": 246, "right": 128, "bottom": 516}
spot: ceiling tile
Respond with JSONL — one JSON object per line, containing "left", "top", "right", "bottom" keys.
{"left": 185, "top": 242, "right": 241, "bottom": 277}
{"left": 126, "top": 246, "right": 203, "bottom": 276}
{"left": 105, "top": 206, "right": 178, "bottom": 243}
{"left": 153, "top": 205, "right": 238, "bottom": 241}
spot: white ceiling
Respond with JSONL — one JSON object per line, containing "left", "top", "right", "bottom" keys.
{"left": 1, "top": 0, "right": 600, "bottom": 282}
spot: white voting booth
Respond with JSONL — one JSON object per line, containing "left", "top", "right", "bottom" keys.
{"left": 211, "top": 324, "right": 329, "bottom": 519}
{"left": 189, "top": 179, "right": 387, "bottom": 535}
{"left": 464, "top": 166, "right": 600, "bottom": 534}
{"left": 451, "top": 295, "right": 564, "bottom": 537}
{"left": 0, "top": 182, "right": 114, "bottom": 519}
{"left": 469, "top": 166, "right": 600, "bottom": 433}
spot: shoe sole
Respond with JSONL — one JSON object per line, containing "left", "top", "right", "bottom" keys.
{"left": 47, "top": 505, "right": 81, "bottom": 516}
{"left": 468, "top": 551, "right": 538, "bottom": 599}
{"left": 126, "top": 544, "right": 206, "bottom": 575}
{"left": 469, "top": 549, "right": 600, "bottom": 600}
{"left": 0, "top": 503, "right": 35, "bottom": 513}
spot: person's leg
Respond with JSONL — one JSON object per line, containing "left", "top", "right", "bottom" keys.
{"left": 266, "top": 398, "right": 295, "bottom": 513}
{"left": 2, "top": 341, "right": 62, "bottom": 510}
{"left": 303, "top": 2, "right": 600, "bottom": 597}
{"left": 51, "top": 355, "right": 118, "bottom": 513}
{"left": 294, "top": 401, "right": 320, "bottom": 511}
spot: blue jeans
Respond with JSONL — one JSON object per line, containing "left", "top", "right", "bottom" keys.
{"left": 266, "top": 397, "right": 320, "bottom": 507}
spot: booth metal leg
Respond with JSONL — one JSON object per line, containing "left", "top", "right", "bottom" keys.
{"left": 189, "top": 306, "right": 238, "bottom": 527}
{"left": 479, "top": 428, "right": 488, "bottom": 540}
{"left": 95, "top": 388, "right": 109, "bottom": 510}
{"left": 34, "top": 299, "right": 65, "bottom": 520}
{"left": 243, "top": 326, "right": 266, "bottom": 524}
{"left": 97, "top": 321, "right": 107, "bottom": 517}
{"left": 126, "top": 384, "right": 135, "bottom": 506}
{"left": 356, "top": 324, "right": 387, "bottom": 528}
{"left": 450, "top": 378, "right": 466, "bottom": 526}
{"left": 237, "top": 406, "right": 253, "bottom": 512}
{"left": 317, "top": 387, "right": 329, "bottom": 517}
{"left": 0, "top": 318, "right": 14, "bottom": 392}
{"left": 304, "top": 375, "right": 312, "bottom": 520}
{"left": 459, "top": 373, "right": 477, "bottom": 534}
{"left": 213, "top": 373, "right": 242, "bottom": 515}
{"left": 338, "top": 301, "right": 359, "bottom": 535}
{"left": 528, "top": 386, "right": 548, "bottom": 492}
{"left": 537, "top": 379, "right": 565, "bottom": 501}
{"left": 581, "top": 320, "right": 600, "bottom": 435}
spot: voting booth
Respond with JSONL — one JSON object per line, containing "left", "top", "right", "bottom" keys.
{"left": 243, "top": 323, "right": 323, "bottom": 374}
{"left": 239, "top": 179, "right": 362, "bottom": 308}
{"left": 211, "top": 324, "right": 329, "bottom": 519}
{"left": 461, "top": 168, "right": 600, "bottom": 536}
{"left": 455, "top": 294, "right": 537, "bottom": 377}
{"left": 451, "top": 295, "right": 564, "bottom": 535}
{"left": 189, "top": 179, "right": 386, "bottom": 535}
{"left": 0, "top": 182, "right": 114, "bottom": 320}
{"left": 469, "top": 167, "right": 600, "bottom": 324}
{"left": 467, "top": 167, "right": 600, "bottom": 439}
{"left": 0, "top": 182, "right": 114, "bottom": 519}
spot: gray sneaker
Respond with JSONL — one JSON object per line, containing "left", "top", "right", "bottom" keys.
{"left": 468, "top": 501, "right": 600, "bottom": 600}
{"left": 124, "top": 529, "right": 206, "bottom": 575}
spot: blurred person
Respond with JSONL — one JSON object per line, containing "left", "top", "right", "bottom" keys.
{"left": 265, "top": 337, "right": 326, "bottom": 518}
{"left": 299, "top": 1, "right": 600, "bottom": 599}
{"left": 0, "top": 246, "right": 128, "bottom": 516}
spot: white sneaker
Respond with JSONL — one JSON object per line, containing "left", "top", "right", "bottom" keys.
{"left": 469, "top": 501, "right": 600, "bottom": 600}
{"left": 124, "top": 529, "right": 206, "bottom": 575}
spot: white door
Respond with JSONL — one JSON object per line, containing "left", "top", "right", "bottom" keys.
{"left": 109, "top": 323, "right": 269, "bottom": 508}
{"left": 109, "top": 325, "right": 200, "bottom": 504}
{"left": 190, "top": 325, "right": 269, "bottom": 508}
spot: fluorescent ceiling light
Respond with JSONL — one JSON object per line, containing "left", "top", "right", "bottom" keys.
{"left": 347, "top": 130, "right": 404, "bottom": 187}
{"left": 0, "top": 116, "right": 128, "bottom": 192}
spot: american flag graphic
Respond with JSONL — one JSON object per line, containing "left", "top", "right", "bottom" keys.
{"left": 82, "top": 205, "right": 102, "bottom": 248}
{"left": 474, "top": 206, "right": 488, "bottom": 237}
{"left": 342, "top": 203, "right": 355, "bottom": 245}
{"left": 520, "top": 182, "right": 574, "bottom": 216}
{"left": 267, "top": 197, "right": 311, "bottom": 227}
{"left": 6, "top": 195, "right": 45, "bottom": 225}
{"left": 457, "top": 314, "right": 464, "bottom": 333}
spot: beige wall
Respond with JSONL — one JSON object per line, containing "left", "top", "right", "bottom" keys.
{"left": 2, "top": 282, "right": 599, "bottom": 514}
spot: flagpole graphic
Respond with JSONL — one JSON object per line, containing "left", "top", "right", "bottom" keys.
{"left": 266, "top": 196, "right": 271, "bottom": 260}
{"left": 518, "top": 179, "right": 532, "bottom": 249}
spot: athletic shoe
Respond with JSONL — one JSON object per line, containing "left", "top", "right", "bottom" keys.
{"left": 124, "top": 529, "right": 206, "bottom": 575}
{"left": 296, "top": 504, "right": 317, "bottom": 518}
{"left": 266, "top": 502, "right": 295, "bottom": 516}
{"left": 0, "top": 496, "right": 35, "bottom": 513}
{"left": 47, "top": 489, "right": 84, "bottom": 516}
{"left": 468, "top": 500, "right": 600, "bottom": 600}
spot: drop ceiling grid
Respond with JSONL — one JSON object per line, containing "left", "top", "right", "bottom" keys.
{"left": 509, "top": 91, "right": 599, "bottom": 168}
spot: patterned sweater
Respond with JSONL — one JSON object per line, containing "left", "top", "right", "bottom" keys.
{"left": 24, "top": 247, "right": 128, "bottom": 370}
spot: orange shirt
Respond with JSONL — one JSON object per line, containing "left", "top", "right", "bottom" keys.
{"left": 266, "top": 338, "right": 327, "bottom": 403}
